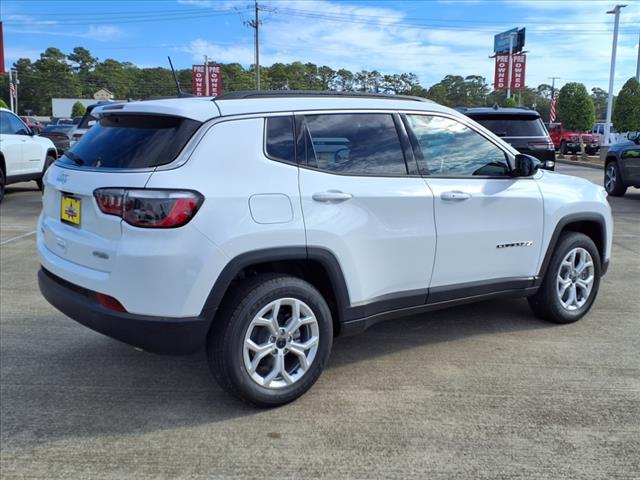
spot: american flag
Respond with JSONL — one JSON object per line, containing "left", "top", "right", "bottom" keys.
{"left": 9, "top": 82, "right": 16, "bottom": 99}
{"left": 549, "top": 92, "right": 557, "bottom": 122}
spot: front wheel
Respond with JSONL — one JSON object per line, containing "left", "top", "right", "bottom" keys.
{"left": 207, "top": 274, "right": 333, "bottom": 407}
{"left": 528, "top": 232, "right": 601, "bottom": 324}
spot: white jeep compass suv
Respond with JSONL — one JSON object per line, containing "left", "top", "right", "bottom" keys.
{"left": 37, "top": 92, "right": 613, "bottom": 406}
{"left": 1, "top": 107, "right": 57, "bottom": 202}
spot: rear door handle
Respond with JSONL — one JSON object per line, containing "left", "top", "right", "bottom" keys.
{"left": 312, "top": 191, "right": 353, "bottom": 203}
{"left": 441, "top": 191, "right": 471, "bottom": 202}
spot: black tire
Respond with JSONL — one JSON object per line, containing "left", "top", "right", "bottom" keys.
{"left": 207, "top": 274, "right": 333, "bottom": 407}
{"left": 0, "top": 168, "right": 5, "bottom": 203}
{"left": 528, "top": 232, "right": 601, "bottom": 324}
{"left": 560, "top": 141, "right": 567, "bottom": 155}
{"left": 36, "top": 155, "right": 56, "bottom": 191}
{"left": 604, "top": 161, "right": 627, "bottom": 197}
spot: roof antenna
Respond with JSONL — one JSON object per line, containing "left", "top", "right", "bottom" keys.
{"left": 167, "top": 56, "right": 190, "bottom": 98}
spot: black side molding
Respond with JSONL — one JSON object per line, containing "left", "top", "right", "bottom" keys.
{"left": 534, "top": 212, "right": 608, "bottom": 286}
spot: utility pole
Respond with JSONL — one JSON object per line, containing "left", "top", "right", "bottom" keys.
{"left": 204, "top": 55, "right": 210, "bottom": 96}
{"left": 506, "top": 32, "right": 515, "bottom": 100}
{"left": 549, "top": 77, "right": 560, "bottom": 98}
{"left": 8, "top": 69, "right": 14, "bottom": 113}
{"left": 636, "top": 34, "right": 640, "bottom": 82}
{"left": 604, "top": 5, "right": 626, "bottom": 147}
{"left": 244, "top": 1, "right": 261, "bottom": 90}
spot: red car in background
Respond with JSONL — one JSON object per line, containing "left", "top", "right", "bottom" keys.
{"left": 20, "top": 116, "right": 45, "bottom": 134}
{"left": 546, "top": 122, "right": 599, "bottom": 155}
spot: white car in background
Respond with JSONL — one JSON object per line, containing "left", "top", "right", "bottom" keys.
{"left": 0, "top": 108, "right": 57, "bottom": 202}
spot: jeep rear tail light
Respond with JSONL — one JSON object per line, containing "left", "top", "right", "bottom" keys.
{"left": 94, "top": 189, "right": 204, "bottom": 228}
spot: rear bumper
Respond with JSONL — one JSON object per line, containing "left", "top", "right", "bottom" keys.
{"left": 38, "top": 268, "right": 211, "bottom": 354}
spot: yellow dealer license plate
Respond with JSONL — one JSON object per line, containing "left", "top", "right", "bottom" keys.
{"left": 60, "top": 194, "right": 81, "bottom": 226}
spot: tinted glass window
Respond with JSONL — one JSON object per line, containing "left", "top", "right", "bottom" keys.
{"left": 470, "top": 115, "right": 548, "bottom": 137}
{"left": 0, "top": 112, "right": 29, "bottom": 135}
{"left": 265, "top": 116, "right": 295, "bottom": 163}
{"left": 58, "top": 114, "right": 201, "bottom": 169}
{"left": 303, "top": 113, "right": 407, "bottom": 175}
{"left": 406, "top": 115, "right": 510, "bottom": 177}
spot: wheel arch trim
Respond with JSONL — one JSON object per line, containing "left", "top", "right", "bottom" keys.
{"left": 535, "top": 212, "right": 608, "bottom": 286}
{"left": 199, "top": 246, "right": 351, "bottom": 323}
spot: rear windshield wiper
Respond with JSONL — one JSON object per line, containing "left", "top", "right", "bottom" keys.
{"left": 65, "top": 151, "right": 86, "bottom": 166}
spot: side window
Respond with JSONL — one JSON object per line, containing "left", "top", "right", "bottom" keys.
{"left": 0, "top": 112, "right": 12, "bottom": 134}
{"left": 303, "top": 113, "right": 407, "bottom": 176}
{"left": 265, "top": 116, "right": 295, "bottom": 163}
{"left": 1, "top": 112, "right": 29, "bottom": 135}
{"left": 405, "top": 115, "right": 510, "bottom": 177}
{"left": 623, "top": 148, "right": 639, "bottom": 160}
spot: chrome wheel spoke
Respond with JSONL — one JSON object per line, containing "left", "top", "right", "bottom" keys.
{"left": 263, "top": 352, "right": 284, "bottom": 386}
{"left": 253, "top": 315, "right": 279, "bottom": 336}
{"left": 289, "top": 343, "right": 311, "bottom": 371}
{"left": 245, "top": 339, "right": 274, "bottom": 374}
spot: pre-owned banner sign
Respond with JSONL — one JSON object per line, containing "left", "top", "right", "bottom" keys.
{"left": 494, "top": 54, "right": 526, "bottom": 90}
{"left": 192, "top": 64, "right": 223, "bottom": 97}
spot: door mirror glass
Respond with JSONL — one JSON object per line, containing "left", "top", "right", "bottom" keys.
{"left": 513, "top": 154, "right": 541, "bottom": 177}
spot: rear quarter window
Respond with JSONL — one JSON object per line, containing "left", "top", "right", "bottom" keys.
{"left": 59, "top": 114, "right": 201, "bottom": 169}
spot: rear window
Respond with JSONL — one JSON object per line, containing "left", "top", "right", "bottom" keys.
{"left": 470, "top": 115, "right": 548, "bottom": 137}
{"left": 59, "top": 114, "right": 201, "bottom": 169}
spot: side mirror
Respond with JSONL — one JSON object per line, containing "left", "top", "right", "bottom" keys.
{"left": 513, "top": 154, "right": 541, "bottom": 177}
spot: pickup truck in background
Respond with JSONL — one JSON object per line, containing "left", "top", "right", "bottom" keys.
{"left": 547, "top": 122, "right": 599, "bottom": 155}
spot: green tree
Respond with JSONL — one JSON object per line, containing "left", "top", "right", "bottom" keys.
{"left": 591, "top": 87, "right": 609, "bottom": 120}
{"left": 557, "top": 82, "right": 596, "bottom": 131}
{"left": 503, "top": 97, "right": 518, "bottom": 107}
{"left": 0, "top": 98, "right": 8, "bottom": 109}
{"left": 557, "top": 82, "right": 596, "bottom": 156}
{"left": 612, "top": 77, "right": 640, "bottom": 133}
{"left": 71, "top": 101, "right": 86, "bottom": 117}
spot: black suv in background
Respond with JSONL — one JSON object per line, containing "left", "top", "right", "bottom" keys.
{"left": 461, "top": 106, "right": 556, "bottom": 170}
{"left": 604, "top": 133, "right": 640, "bottom": 197}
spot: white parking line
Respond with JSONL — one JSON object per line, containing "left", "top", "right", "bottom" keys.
{"left": 0, "top": 231, "right": 36, "bottom": 246}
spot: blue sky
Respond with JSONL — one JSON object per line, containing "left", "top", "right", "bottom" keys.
{"left": 2, "top": 0, "right": 639, "bottom": 93}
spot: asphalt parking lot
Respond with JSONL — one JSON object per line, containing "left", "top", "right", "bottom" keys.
{"left": 1, "top": 165, "right": 638, "bottom": 479}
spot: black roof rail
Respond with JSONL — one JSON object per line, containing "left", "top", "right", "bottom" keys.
{"left": 213, "top": 90, "right": 433, "bottom": 103}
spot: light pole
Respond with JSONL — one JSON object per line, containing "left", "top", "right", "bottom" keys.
{"left": 506, "top": 32, "right": 516, "bottom": 100}
{"left": 604, "top": 4, "right": 626, "bottom": 147}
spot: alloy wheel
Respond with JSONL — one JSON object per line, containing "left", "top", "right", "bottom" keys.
{"left": 605, "top": 164, "right": 616, "bottom": 192}
{"left": 557, "top": 247, "right": 595, "bottom": 311}
{"left": 243, "top": 298, "right": 320, "bottom": 389}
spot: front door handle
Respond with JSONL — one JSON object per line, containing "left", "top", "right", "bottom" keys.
{"left": 441, "top": 191, "right": 471, "bottom": 202}
{"left": 312, "top": 190, "right": 353, "bottom": 203}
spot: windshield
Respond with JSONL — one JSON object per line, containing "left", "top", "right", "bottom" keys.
{"left": 58, "top": 114, "right": 201, "bottom": 169}
{"left": 471, "top": 115, "right": 548, "bottom": 137}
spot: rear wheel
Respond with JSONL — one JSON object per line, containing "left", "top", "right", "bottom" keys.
{"left": 560, "top": 141, "right": 568, "bottom": 155}
{"left": 604, "top": 161, "right": 627, "bottom": 196}
{"left": 36, "top": 155, "right": 56, "bottom": 191}
{"left": 528, "top": 232, "right": 601, "bottom": 324}
{"left": 207, "top": 274, "right": 333, "bottom": 407}
{"left": 0, "top": 168, "right": 5, "bottom": 203}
